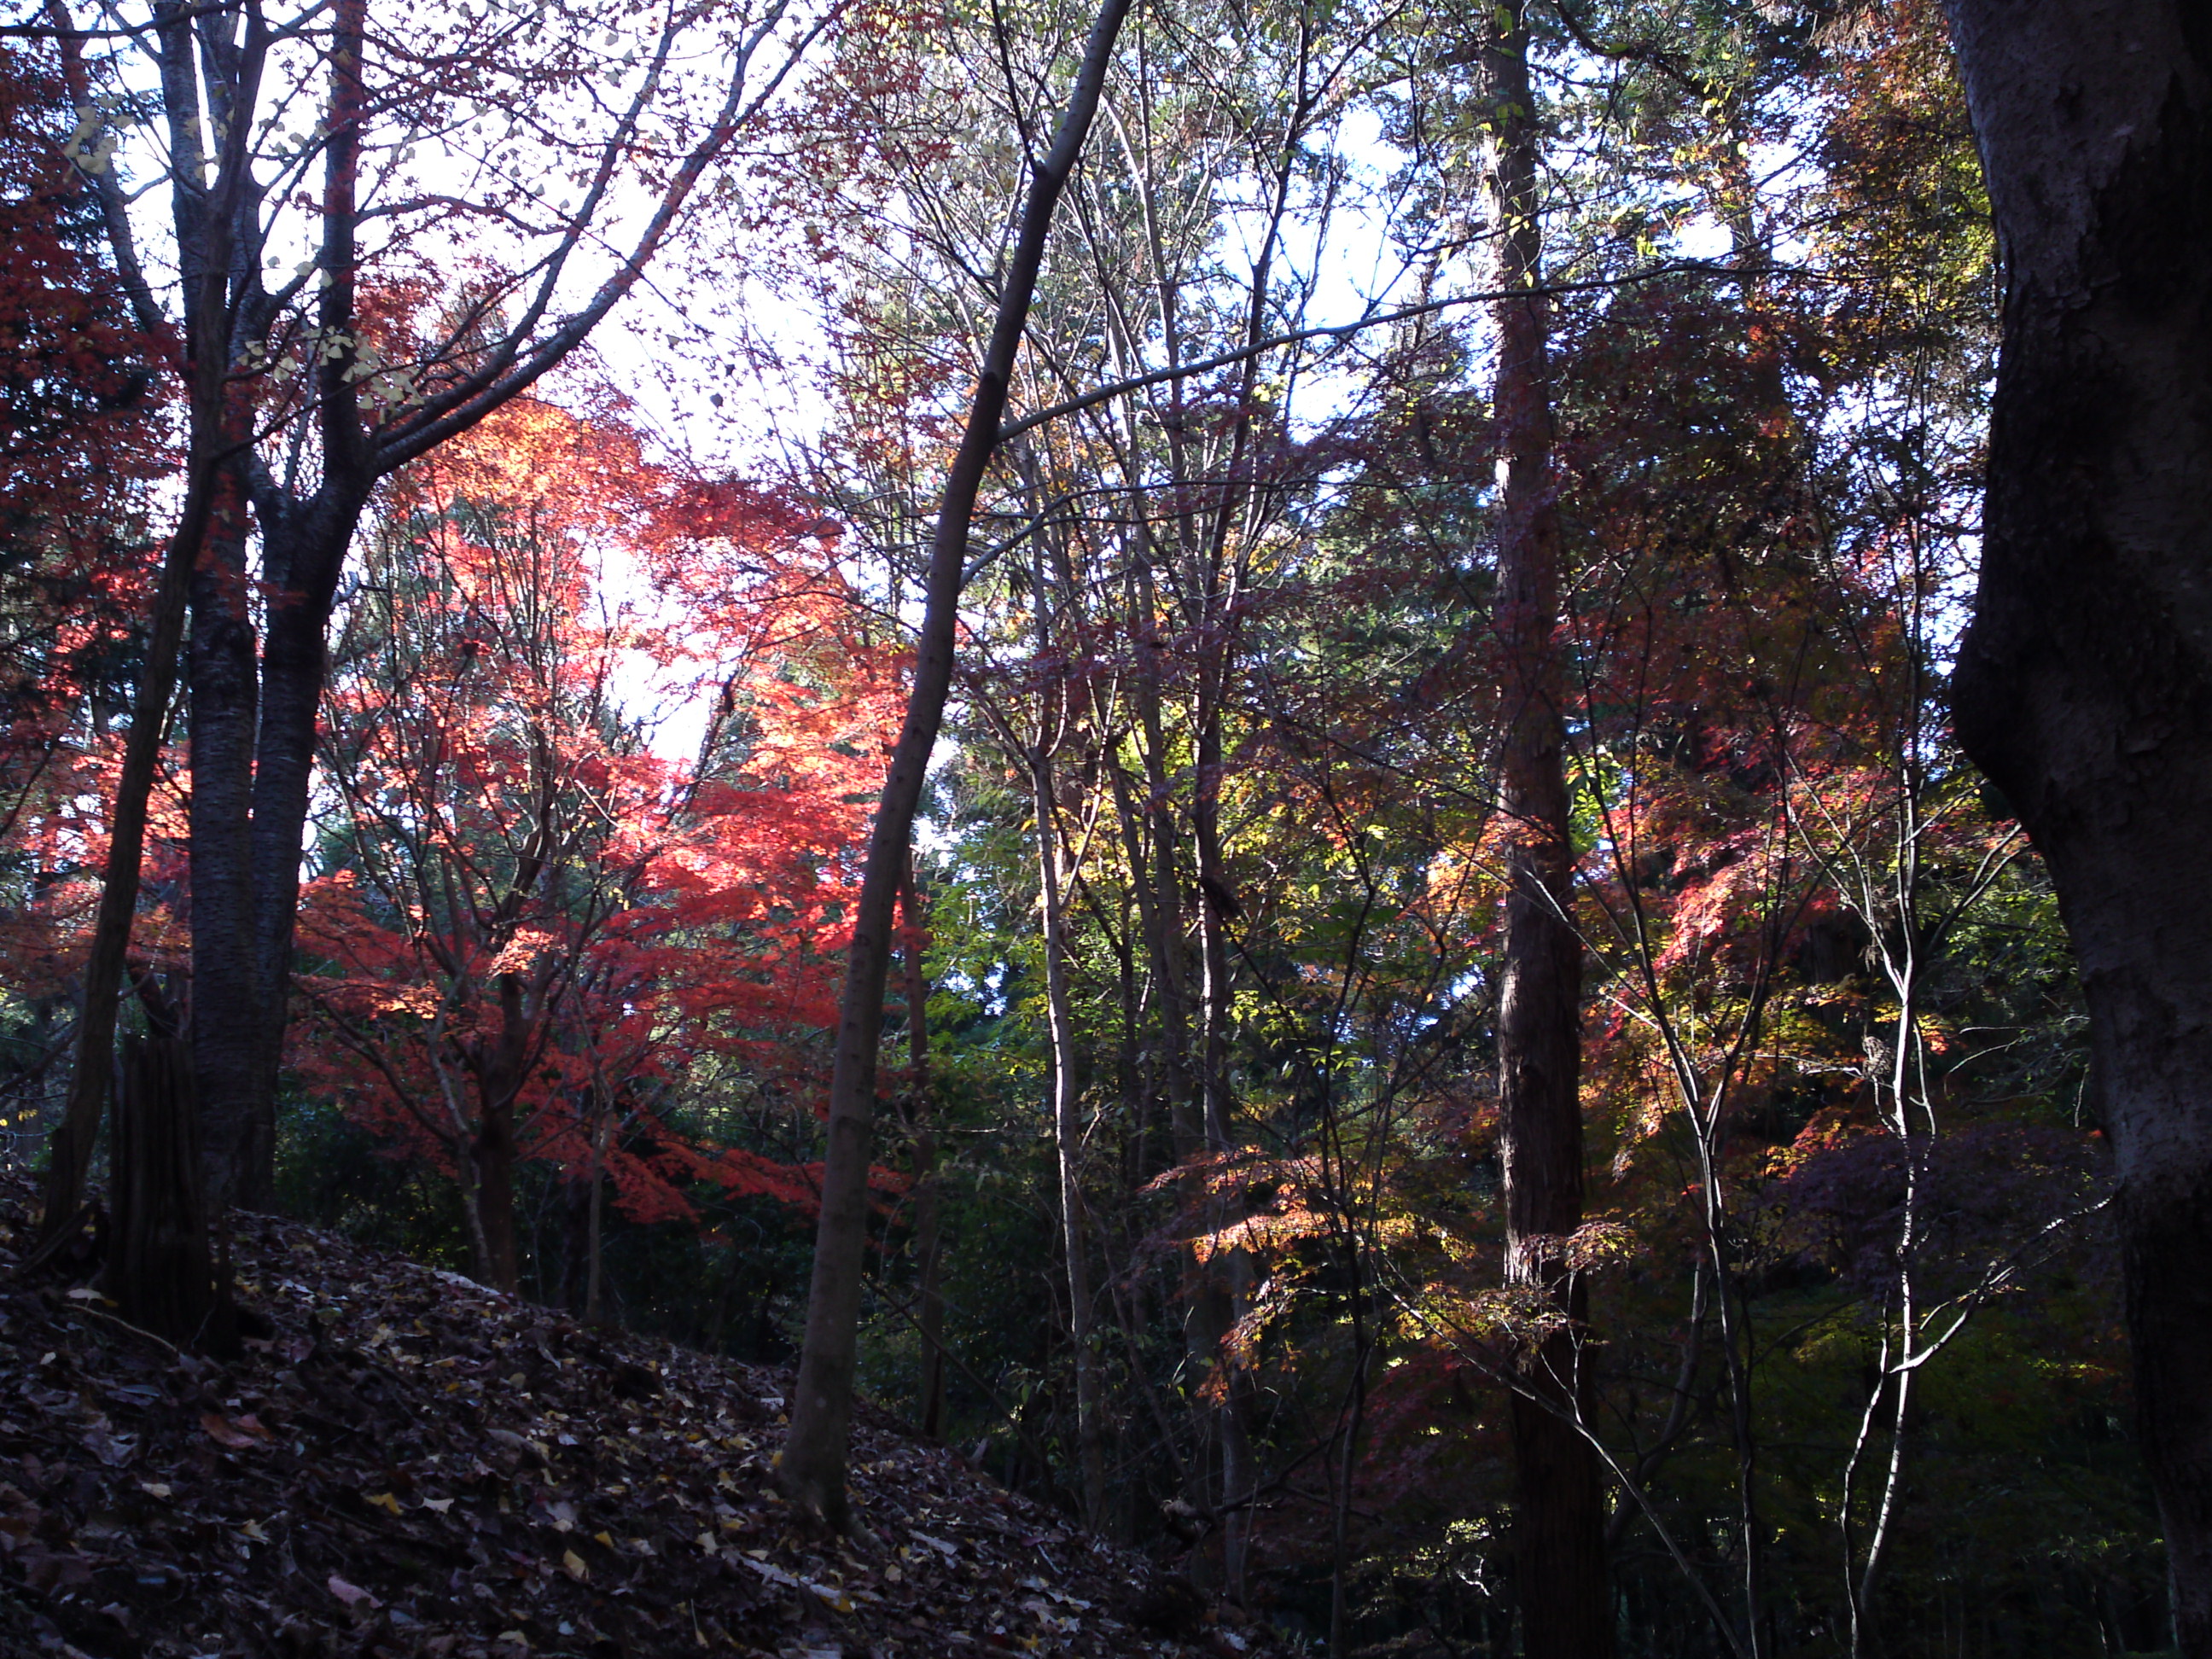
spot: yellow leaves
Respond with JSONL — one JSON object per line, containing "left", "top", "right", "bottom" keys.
{"left": 561, "top": 1548, "right": 589, "bottom": 1582}
{"left": 1419, "top": 1282, "right": 1575, "bottom": 1352}
{"left": 369, "top": 985, "right": 441, "bottom": 1019}
{"left": 1517, "top": 1218, "right": 1639, "bottom": 1275}
{"left": 1185, "top": 1207, "right": 1324, "bottom": 1265}
{"left": 1374, "top": 1214, "right": 1485, "bottom": 1267}
{"left": 365, "top": 1491, "right": 404, "bottom": 1516}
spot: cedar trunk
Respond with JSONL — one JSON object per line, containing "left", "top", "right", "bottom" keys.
{"left": 1939, "top": 3, "right": 2212, "bottom": 1648}
{"left": 1484, "top": 5, "right": 1615, "bottom": 1654}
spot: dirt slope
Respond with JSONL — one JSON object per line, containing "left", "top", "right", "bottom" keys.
{"left": 0, "top": 1177, "right": 1270, "bottom": 1657}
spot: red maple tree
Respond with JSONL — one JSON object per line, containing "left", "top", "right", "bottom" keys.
{"left": 291, "top": 396, "right": 899, "bottom": 1292}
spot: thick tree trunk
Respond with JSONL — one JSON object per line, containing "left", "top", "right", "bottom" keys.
{"left": 104, "top": 1030, "right": 216, "bottom": 1348}
{"left": 198, "top": 0, "right": 368, "bottom": 1213}
{"left": 777, "top": 0, "right": 1133, "bottom": 1529}
{"left": 1938, "top": 5, "right": 2212, "bottom": 1649}
{"left": 471, "top": 1096, "right": 521, "bottom": 1295}
{"left": 189, "top": 469, "right": 265, "bottom": 1211}
{"left": 188, "top": 562, "right": 346, "bottom": 1215}
{"left": 41, "top": 0, "right": 265, "bottom": 1246}
{"left": 237, "top": 509, "right": 354, "bottom": 1205}
{"left": 1483, "top": 6, "right": 1615, "bottom": 1656}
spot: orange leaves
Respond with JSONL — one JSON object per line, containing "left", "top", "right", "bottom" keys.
{"left": 486, "top": 928, "right": 559, "bottom": 978}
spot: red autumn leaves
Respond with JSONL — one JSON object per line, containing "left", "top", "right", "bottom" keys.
{"left": 289, "top": 396, "right": 899, "bottom": 1278}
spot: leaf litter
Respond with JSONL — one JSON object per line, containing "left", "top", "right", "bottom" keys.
{"left": 0, "top": 1174, "right": 1275, "bottom": 1657}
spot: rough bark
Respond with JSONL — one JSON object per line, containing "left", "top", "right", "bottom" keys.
{"left": 1483, "top": 5, "right": 1615, "bottom": 1655}
{"left": 208, "top": 0, "right": 371, "bottom": 1209}
{"left": 231, "top": 499, "right": 359, "bottom": 1207}
{"left": 777, "top": 0, "right": 1134, "bottom": 1529}
{"left": 1938, "top": 3, "right": 2212, "bottom": 1648}
{"left": 189, "top": 473, "right": 265, "bottom": 1210}
{"left": 104, "top": 1029, "right": 217, "bottom": 1348}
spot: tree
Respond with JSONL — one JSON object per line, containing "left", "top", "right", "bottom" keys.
{"left": 1477, "top": 5, "right": 1616, "bottom": 1651}
{"left": 0, "top": 33, "right": 164, "bottom": 1252}
{"left": 1937, "top": 2, "right": 2212, "bottom": 1647}
{"left": 777, "top": 0, "right": 1138, "bottom": 1531}
{"left": 297, "top": 395, "right": 888, "bottom": 1291}
{"left": 37, "top": 0, "right": 830, "bottom": 1231}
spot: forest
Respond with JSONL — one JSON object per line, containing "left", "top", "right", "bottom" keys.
{"left": 0, "top": 0, "right": 2204, "bottom": 1654}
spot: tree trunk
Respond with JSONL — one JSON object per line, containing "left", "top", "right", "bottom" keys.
{"left": 1192, "top": 762, "right": 1255, "bottom": 1602}
{"left": 468, "top": 971, "right": 528, "bottom": 1294}
{"left": 236, "top": 509, "right": 356, "bottom": 1208}
{"left": 104, "top": 1030, "right": 216, "bottom": 1348}
{"left": 189, "top": 467, "right": 265, "bottom": 1212}
{"left": 197, "top": 0, "right": 368, "bottom": 1212}
{"left": 585, "top": 1106, "right": 608, "bottom": 1323}
{"left": 39, "top": 0, "right": 266, "bottom": 1247}
{"left": 899, "top": 864, "right": 946, "bottom": 1439}
{"left": 472, "top": 1099, "right": 520, "bottom": 1295}
{"left": 1483, "top": 6, "right": 1615, "bottom": 1656}
{"left": 777, "top": 0, "right": 1134, "bottom": 1530}
{"left": 35, "top": 469, "right": 203, "bottom": 1251}
{"left": 1939, "top": 4, "right": 2212, "bottom": 1648}
{"left": 1111, "top": 643, "right": 1237, "bottom": 1565}
{"left": 1125, "top": 576, "right": 1237, "bottom": 1586}
{"left": 1033, "top": 743, "right": 1109, "bottom": 1526}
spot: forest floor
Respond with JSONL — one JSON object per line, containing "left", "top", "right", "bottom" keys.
{"left": 0, "top": 1174, "right": 1275, "bottom": 1658}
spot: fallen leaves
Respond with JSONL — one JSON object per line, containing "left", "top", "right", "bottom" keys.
{"left": 0, "top": 1170, "right": 1267, "bottom": 1657}
{"left": 327, "top": 1572, "right": 378, "bottom": 1609}
{"left": 198, "top": 1412, "right": 266, "bottom": 1451}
